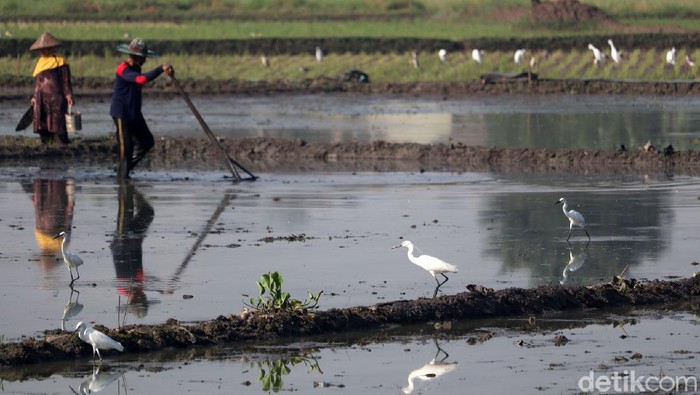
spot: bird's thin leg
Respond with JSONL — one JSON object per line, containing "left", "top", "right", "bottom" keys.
{"left": 96, "top": 348, "right": 102, "bottom": 361}
{"left": 584, "top": 228, "right": 591, "bottom": 241}
{"left": 69, "top": 268, "right": 75, "bottom": 283}
{"left": 566, "top": 228, "right": 572, "bottom": 241}
{"left": 74, "top": 266, "right": 80, "bottom": 281}
{"left": 438, "top": 273, "right": 450, "bottom": 286}
{"left": 432, "top": 286, "right": 439, "bottom": 298}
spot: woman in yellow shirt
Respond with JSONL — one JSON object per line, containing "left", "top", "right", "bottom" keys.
{"left": 30, "top": 32, "right": 74, "bottom": 144}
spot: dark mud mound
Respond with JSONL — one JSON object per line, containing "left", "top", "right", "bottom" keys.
{"left": 1, "top": 136, "right": 699, "bottom": 177}
{"left": 531, "top": 0, "right": 612, "bottom": 24}
{"left": 1, "top": 276, "right": 698, "bottom": 366}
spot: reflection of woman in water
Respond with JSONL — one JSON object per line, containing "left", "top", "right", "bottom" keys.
{"left": 110, "top": 182, "right": 154, "bottom": 318}
{"left": 23, "top": 178, "right": 75, "bottom": 272}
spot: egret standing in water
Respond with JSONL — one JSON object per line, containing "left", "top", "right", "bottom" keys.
{"left": 392, "top": 240, "right": 458, "bottom": 298}
{"left": 75, "top": 321, "right": 124, "bottom": 361}
{"left": 53, "top": 231, "right": 83, "bottom": 284}
{"left": 555, "top": 198, "right": 591, "bottom": 241}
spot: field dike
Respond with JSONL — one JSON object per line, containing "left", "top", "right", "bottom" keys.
{"left": 0, "top": 275, "right": 698, "bottom": 366}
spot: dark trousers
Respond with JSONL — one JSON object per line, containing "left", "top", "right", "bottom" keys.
{"left": 113, "top": 116, "right": 154, "bottom": 179}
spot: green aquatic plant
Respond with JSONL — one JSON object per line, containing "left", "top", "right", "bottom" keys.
{"left": 245, "top": 271, "right": 322, "bottom": 313}
{"left": 254, "top": 355, "right": 322, "bottom": 393}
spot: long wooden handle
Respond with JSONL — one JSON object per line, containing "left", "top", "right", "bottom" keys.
{"left": 170, "top": 75, "right": 242, "bottom": 181}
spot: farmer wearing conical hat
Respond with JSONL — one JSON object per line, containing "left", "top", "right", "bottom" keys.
{"left": 30, "top": 32, "right": 74, "bottom": 144}
{"left": 110, "top": 38, "right": 174, "bottom": 179}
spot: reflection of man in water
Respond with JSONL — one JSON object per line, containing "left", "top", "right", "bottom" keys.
{"left": 23, "top": 178, "right": 75, "bottom": 272}
{"left": 111, "top": 182, "right": 154, "bottom": 318}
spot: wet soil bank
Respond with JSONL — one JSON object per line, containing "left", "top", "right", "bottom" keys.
{"left": 1, "top": 276, "right": 698, "bottom": 366}
{"left": 0, "top": 135, "right": 697, "bottom": 176}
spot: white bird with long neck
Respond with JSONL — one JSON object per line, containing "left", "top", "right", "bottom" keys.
{"left": 315, "top": 46, "right": 324, "bottom": 63}
{"left": 514, "top": 48, "right": 526, "bottom": 64}
{"left": 607, "top": 39, "right": 621, "bottom": 63}
{"left": 53, "top": 231, "right": 83, "bottom": 284}
{"left": 471, "top": 49, "right": 483, "bottom": 64}
{"left": 587, "top": 44, "right": 605, "bottom": 66}
{"left": 392, "top": 240, "right": 458, "bottom": 298}
{"left": 666, "top": 47, "right": 677, "bottom": 65}
{"left": 75, "top": 321, "right": 124, "bottom": 361}
{"left": 555, "top": 197, "right": 591, "bottom": 241}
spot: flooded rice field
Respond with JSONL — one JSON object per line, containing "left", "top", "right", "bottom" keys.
{"left": 3, "top": 94, "right": 700, "bottom": 150}
{"left": 1, "top": 169, "right": 699, "bottom": 392}
{"left": 1, "top": 93, "right": 700, "bottom": 393}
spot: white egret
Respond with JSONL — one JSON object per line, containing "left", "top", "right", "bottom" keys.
{"left": 514, "top": 48, "right": 526, "bottom": 64}
{"left": 75, "top": 321, "right": 124, "bottom": 361}
{"left": 607, "top": 39, "right": 621, "bottom": 64}
{"left": 411, "top": 50, "right": 420, "bottom": 69}
{"left": 555, "top": 198, "right": 591, "bottom": 241}
{"left": 438, "top": 49, "right": 447, "bottom": 63}
{"left": 666, "top": 47, "right": 677, "bottom": 65}
{"left": 53, "top": 231, "right": 84, "bottom": 284}
{"left": 260, "top": 54, "right": 270, "bottom": 67}
{"left": 392, "top": 240, "right": 458, "bottom": 298}
{"left": 401, "top": 339, "right": 458, "bottom": 394}
{"left": 685, "top": 54, "right": 695, "bottom": 67}
{"left": 587, "top": 44, "right": 605, "bottom": 66}
{"left": 471, "top": 49, "right": 483, "bottom": 64}
{"left": 315, "top": 46, "right": 323, "bottom": 63}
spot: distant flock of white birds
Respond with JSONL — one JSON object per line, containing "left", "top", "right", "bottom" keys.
{"left": 281, "top": 42, "right": 696, "bottom": 71}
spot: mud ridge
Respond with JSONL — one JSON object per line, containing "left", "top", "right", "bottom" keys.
{"left": 1, "top": 136, "right": 698, "bottom": 177}
{"left": 0, "top": 276, "right": 698, "bottom": 366}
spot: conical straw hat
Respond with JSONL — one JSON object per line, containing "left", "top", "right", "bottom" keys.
{"left": 30, "top": 32, "right": 63, "bottom": 51}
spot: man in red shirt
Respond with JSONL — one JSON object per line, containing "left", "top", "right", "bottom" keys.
{"left": 110, "top": 38, "right": 173, "bottom": 179}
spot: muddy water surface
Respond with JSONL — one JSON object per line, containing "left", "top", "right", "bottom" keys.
{"left": 2, "top": 93, "right": 700, "bottom": 392}
{"left": 1, "top": 170, "right": 699, "bottom": 338}
{"left": 3, "top": 94, "right": 700, "bottom": 149}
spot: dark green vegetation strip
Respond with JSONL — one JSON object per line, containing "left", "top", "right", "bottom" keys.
{"left": 0, "top": 276, "right": 698, "bottom": 366}
{"left": 1, "top": 34, "right": 699, "bottom": 57}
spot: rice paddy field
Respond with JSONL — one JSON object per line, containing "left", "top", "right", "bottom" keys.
{"left": 0, "top": 0, "right": 699, "bottom": 83}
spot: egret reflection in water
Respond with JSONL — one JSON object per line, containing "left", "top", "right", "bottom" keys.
{"left": 70, "top": 365, "right": 125, "bottom": 394}
{"left": 60, "top": 286, "right": 83, "bottom": 331}
{"left": 560, "top": 241, "right": 589, "bottom": 285}
{"left": 401, "top": 338, "right": 458, "bottom": 394}
{"left": 111, "top": 182, "right": 154, "bottom": 318}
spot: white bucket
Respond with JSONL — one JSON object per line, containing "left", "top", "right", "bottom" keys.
{"left": 66, "top": 105, "right": 82, "bottom": 132}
